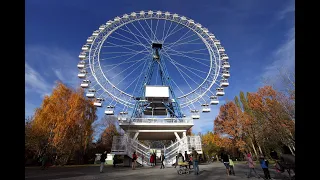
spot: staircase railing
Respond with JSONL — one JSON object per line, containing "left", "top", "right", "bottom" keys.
{"left": 111, "top": 134, "right": 203, "bottom": 166}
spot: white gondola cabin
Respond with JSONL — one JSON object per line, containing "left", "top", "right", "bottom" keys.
{"left": 118, "top": 111, "right": 128, "bottom": 121}
{"left": 222, "top": 62, "right": 230, "bottom": 69}
{"left": 214, "top": 39, "right": 221, "bottom": 45}
{"left": 209, "top": 33, "right": 215, "bottom": 39}
{"left": 218, "top": 47, "right": 225, "bottom": 52}
{"left": 222, "top": 70, "right": 230, "bottom": 78}
{"left": 210, "top": 96, "right": 219, "bottom": 105}
{"left": 106, "top": 20, "right": 113, "bottom": 25}
{"left": 123, "top": 14, "right": 129, "bottom": 19}
{"left": 220, "top": 79, "right": 229, "bottom": 87}
{"left": 87, "top": 36, "right": 95, "bottom": 44}
{"left": 79, "top": 52, "right": 87, "bottom": 59}
{"left": 86, "top": 88, "right": 96, "bottom": 98}
{"left": 94, "top": 98, "right": 104, "bottom": 107}
{"left": 165, "top": 12, "right": 170, "bottom": 16}
{"left": 201, "top": 104, "right": 211, "bottom": 113}
{"left": 221, "top": 54, "right": 229, "bottom": 60}
{"left": 188, "top": 19, "right": 194, "bottom": 24}
{"left": 82, "top": 44, "right": 90, "bottom": 51}
{"left": 139, "top": 11, "right": 145, "bottom": 16}
{"left": 216, "top": 88, "right": 225, "bottom": 96}
{"left": 78, "top": 70, "right": 87, "bottom": 78}
{"left": 114, "top": 16, "right": 121, "bottom": 22}
{"left": 92, "top": 30, "right": 100, "bottom": 36}
{"left": 105, "top": 105, "right": 115, "bottom": 115}
{"left": 191, "top": 110, "right": 200, "bottom": 119}
{"left": 77, "top": 61, "right": 86, "bottom": 69}
{"left": 99, "top": 24, "right": 106, "bottom": 30}
{"left": 80, "top": 80, "right": 90, "bottom": 88}
{"left": 148, "top": 10, "right": 153, "bottom": 15}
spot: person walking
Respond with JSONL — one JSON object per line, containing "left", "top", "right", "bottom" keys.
{"left": 246, "top": 153, "right": 260, "bottom": 178}
{"left": 260, "top": 155, "right": 271, "bottom": 179}
{"left": 221, "top": 152, "right": 230, "bottom": 176}
{"left": 174, "top": 152, "right": 178, "bottom": 168}
{"left": 160, "top": 153, "right": 165, "bottom": 169}
{"left": 191, "top": 147, "right": 199, "bottom": 175}
{"left": 229, "top": 156, "right": 235, "bottom": 176}
{"left": 132, "top": 151, "right": 138, "bottom": 170}
{"left": 99, "top": 151, "right": 107, "bottom": 173}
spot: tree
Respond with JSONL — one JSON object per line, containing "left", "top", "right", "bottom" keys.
{"left": 26, "top": 82, "right": 97, "bottom": 165}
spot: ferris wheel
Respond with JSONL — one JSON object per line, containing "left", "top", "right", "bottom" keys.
{"left": 77, "top": 10, "right": 230, "bottom": 119}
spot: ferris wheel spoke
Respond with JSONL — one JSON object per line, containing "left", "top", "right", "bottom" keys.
{"left": 108, "top": 55, "right": 148, "bottom": 79}
{"left": 130, "top": 22, "right": 154, "bottom": 46}
{"left": 164, "top": 48, "right": 210, "bottom": 67}
{"left": 169, "top": 59, "right": 207, "bottom": 79}
{"left": 161, "top": 19, "right": 167, "bottom": 41}
{"left": 165, "top": 36, "right": 200, "bottom": 49}
{"left": 123, "top": 57, "right": 148, "bottom": 92}
{"left": 166, "top": 58, "right": 207, "bottom": 74}
{"left": 109, "top": 31, "right": 148, "bottom": 50}
{"left": 104, "top": 50, "right": 148, "bottom": 72}
{"left": 154, "top": 18, "right": 160, "bottom": 41}
{"left": 102, "top": 58, "right": 147, "bottom": 68}
{"left": 112, "top": 31, "right": 143, "bottom": 45}
{"left": 171, "top": 79, "right": 186, "bottom": 97}
{"left": 119, "top": 25, "right": 151, "bottom": 51}
{"left": 165, "top": 47, "right": 209, "bottom": 56}
{"left": 108, "top": 35, "right": 145, "bottom": 48}
{"left": 163, "top": 20, "right": 173, "bottom": 42}
{"left": 161, "top": 52, "right": 193, "bottom": 92}
{"left": 163, "top": 27, "right": 192, "bottom": 47}
{"left": 103, "top": 41, "right": 149, "bottom": 53}
{"left": 143, "top": 19, "right": 160, "bottom": 42}
{"left": 163, "top": 25, "right": 187, "bottom": 42}
{"left": 102, "top": 44, "right": 137, "bottom": 48}
{"left": 165, "top": 54, "right": 201, "bottom": 87}
{"left": 100, "top": 52, "right": 146, "bottom": 61}
{"left": 114, "top": 59, "right": 146, "bottom": 87}
{"left": 163, "top": 22, "right": 180, "bottom": 42}
{"left": 137, "top": 20, "right": 152, "bottom": 41}
{"left": 122, "top": 23, "right": 151, "bottom": 44}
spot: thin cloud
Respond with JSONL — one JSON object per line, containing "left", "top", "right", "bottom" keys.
{"left": 260, "top": 26, "right": 295, "bottom": 86}
{"left": 25, "top": 63, "right": 52, "bottom": 96}
{"left": 277, "top": 0, "right": 295, "bottom": 21}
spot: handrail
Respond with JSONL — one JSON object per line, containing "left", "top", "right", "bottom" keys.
{"left": 119, "top": 117, "right": 194, "bottom": 124}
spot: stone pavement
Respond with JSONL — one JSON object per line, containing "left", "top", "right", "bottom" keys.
{"left": 25, "top": 162, "right": 294, "bottom": 180}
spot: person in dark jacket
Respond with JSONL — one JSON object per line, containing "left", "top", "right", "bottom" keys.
{"left": 100, "top": 151, "right": 107, "bottom": 173}
{"left": 221, "top": 152, "right": 230, "bottom": 176}
{"left": 160, "top": 153, "right": 165, "bottom": 169}
{"left": 260, "top": 155, "right": 271, "bottom": 179}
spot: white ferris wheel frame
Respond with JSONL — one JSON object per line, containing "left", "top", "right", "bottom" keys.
{"left": 85, "top": 10, "right": 226, "bottom": 109}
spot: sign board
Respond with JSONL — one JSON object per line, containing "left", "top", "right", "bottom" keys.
{"left": 145, "top": 86, "right": 169, "bottom": 98}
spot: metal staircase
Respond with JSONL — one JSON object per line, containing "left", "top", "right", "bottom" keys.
{"left": 111, "top": 134, "right": 202, "bottom": 166}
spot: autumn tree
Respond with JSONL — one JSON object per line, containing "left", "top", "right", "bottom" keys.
{"left": 214, "top": 101, "right": 247, "bottom": 156}
{"left": 95, "top": 115, "right": 120, "bottom": 153}
{"left": 25, "top": 82, "right": 97, "bottom": 165}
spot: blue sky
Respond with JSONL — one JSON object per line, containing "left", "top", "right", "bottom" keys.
{"left": 25, "top": 0, "right": 295, "bottom": 136}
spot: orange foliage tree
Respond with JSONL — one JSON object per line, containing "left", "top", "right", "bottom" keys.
{"left": 26, "top": 82, "right": 97, "bottom": 165}
{"left": 214, "top": 101, "right": 247, "bottom": 154}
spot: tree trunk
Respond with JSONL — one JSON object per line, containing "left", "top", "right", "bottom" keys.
{"left": 258, "top": 144, "right": 263, "bottom": 155}
{"left": 288, "top": 145, "right": 295, "bottom": 156}
{"left": 250, "top": 139, "right": 258, "bottom": 160}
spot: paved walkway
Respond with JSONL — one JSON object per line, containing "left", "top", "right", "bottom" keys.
{"left": 25, "top": 162, "right": 294, "bottom": 180}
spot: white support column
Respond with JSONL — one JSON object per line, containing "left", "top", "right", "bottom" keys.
{"left": 133, "top": 132, "right": 139, "bottom": 140}
{"left": 174, "top": 132, "right": 181, "bottom": 141}
{"left": 183, "top": 131, "right": 186, "bottom": 138}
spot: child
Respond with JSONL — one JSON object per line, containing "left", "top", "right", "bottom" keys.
{"left": 259, "top": 155, "right": 271, "bottom": 179}
{"left": 229, "top": 156, "right": 235, "bottom": 175}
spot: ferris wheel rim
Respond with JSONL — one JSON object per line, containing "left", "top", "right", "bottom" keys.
{"left": 86, "top": 10, "right": 225, "bottom": 108}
